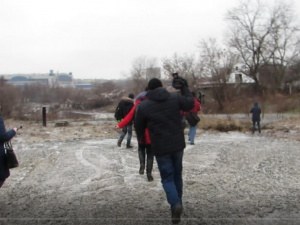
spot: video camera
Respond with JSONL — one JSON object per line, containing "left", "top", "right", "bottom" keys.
{"left": 172, "top": 73, "right": 188, "bottom": 89}
{"left": 198, "top": 91, "right": 205, "bottom": 104}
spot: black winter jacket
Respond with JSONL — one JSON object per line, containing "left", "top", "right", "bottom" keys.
{"left": 135, "top": 86, "right": 194, "bottom": 156}
{"left": 120, "top": 97, "right": 134, "bottom": 120}
{"left": 0, "top": 116, "right": 16, "bottom": 181}
{"left": 250, "top": 102, "right": 261, "bottom": 122}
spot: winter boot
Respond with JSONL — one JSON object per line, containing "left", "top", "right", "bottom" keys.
{"left": 138, "top": 149, "right": 145, "bottom": 175}
{"left": 117, "top": 138, "right": 123, "bottom": 147}
{"left": 171, "top": 204, "right": 183, "bottom": 224}
{"left": 146, "top": 157, "right": 154, "bottom": 182}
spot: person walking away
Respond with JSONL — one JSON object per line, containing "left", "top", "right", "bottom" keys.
{"left": 0, "top": 111, "right": 18, "bottom": 188}
{"left": 116, "top": 89, "right": 154, "bottom": 181}
{"left": 187, "top": 92, "right": 201, "bottom": 145}
{"left": 250, "top": 102, "right": 261, "bottom": 134}
{"left": 135, "top": 77, "right": 194, "bottom": 224}
{"left": 117, "top": 93, "right": 134, "bottom": 148}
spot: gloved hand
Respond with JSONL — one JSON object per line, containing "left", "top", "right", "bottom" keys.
{"left": 172, "top": 76, "right": 188, "bottom": 89}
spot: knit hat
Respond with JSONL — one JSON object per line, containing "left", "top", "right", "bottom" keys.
{"left": 128, "top": 93, "right": 134, "bottom": 99}
{"left": 147, "top": 78, "right": 162, "bottom": 90}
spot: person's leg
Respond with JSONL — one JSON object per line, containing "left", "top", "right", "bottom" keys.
{"left": 138, "top": 143, "right": 146, "bottom": 174}
{"left": 118, "top": 126, "right": 128, "bottom": 147}
{"left": 146, "top": 144, "right": 154, "bottom": 181}
{"left": 126, "top": 124, "right": 133, "bottom": 148}
{"left": 189, "top": 125, "right": 197, "bottom": 144}
{"left": 252, "top": 121, "right": 255, "bottom": 134}
{"left": 172, "top": 151, "right": 184, "bottom": 203}
{"left": 156, "top": 154, "right": 181, "bottom": 210}
{"left": 257, "top": 121, "right": 261, "bottom": 133}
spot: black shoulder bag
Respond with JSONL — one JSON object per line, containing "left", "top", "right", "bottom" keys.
{"left": 186, "top": 112, "right": 200, "bottom": 126}
{"left": 5, "top": 141, "right": 19, "bottom": 169}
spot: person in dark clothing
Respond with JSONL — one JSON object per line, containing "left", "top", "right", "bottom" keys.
{"left": 116, "top": 90, "right": 154, "bottom": 182}
{"left": 250, "top": 102, "right": 262, "bottom": 134}
{"left": 135, "top": 77, "right": 194, "bottom": 224}
{"left": 117, "top": 93, "right": 135, "bottom": 148}
{"left": 0, "top": 114, "right": 18, "bottom": 188}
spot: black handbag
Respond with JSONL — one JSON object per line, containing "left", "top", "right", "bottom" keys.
{"left": 4, "top": 141, "right": 19, "bottom": 169}
{"left": 185, "top": 112, "right": 200, "bottom": 126}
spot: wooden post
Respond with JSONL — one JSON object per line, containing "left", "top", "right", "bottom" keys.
{"left": 42, "top": 106, "right": 47, "bottom": 127}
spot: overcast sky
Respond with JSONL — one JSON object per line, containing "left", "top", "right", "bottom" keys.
{"left": 0, "top": 0, "right": 299, "bottom": 80}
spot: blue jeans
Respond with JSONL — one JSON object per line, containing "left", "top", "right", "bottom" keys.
{"left": 119, "top": 124, "right": 133, "bottom": 146}
{"left": 188, "top": 125, "right": 197, "bottom": 143}
{"left": 155, "top": 151, "right": 184, "bottom": 211}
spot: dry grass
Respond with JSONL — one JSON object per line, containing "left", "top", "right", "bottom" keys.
{"left": 198, "top": 115, "right": 251, "bottom": 132}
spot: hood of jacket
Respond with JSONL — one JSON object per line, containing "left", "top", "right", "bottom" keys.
{"left": 146, "top": 87, "right": 170, "bottom": 102}
{"left": 254, "top": 102, "right": 259, "bottom": 107}
{"left": 135, "top": 91, "right": 148, "bottom": 103}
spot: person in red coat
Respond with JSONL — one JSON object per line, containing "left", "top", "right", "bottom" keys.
{"left": 186, "top": 92, "right": 201, "bottom": 145}
{"left": 115, "top": 90, "right": 154, "bottom": 182}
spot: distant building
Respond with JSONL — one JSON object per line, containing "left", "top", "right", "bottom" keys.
{"left": 0, "top": 70, "right": 75, "bottom": 88}
{"left": 75, "top": 84, "right": 92, "bottom": 89}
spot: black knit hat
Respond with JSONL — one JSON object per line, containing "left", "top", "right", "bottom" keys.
{"left": 147, "top": 78, "right": 162, "bottom": 90}
{"left": 128, "top": 93, "right": 134, "bottom": 99}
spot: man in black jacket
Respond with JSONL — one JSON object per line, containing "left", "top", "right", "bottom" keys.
{"left": 250, "top": 102, "right": 262, "bottom": 134}
{"left": 135, "top": 77, "right": 194, "bottom": 224}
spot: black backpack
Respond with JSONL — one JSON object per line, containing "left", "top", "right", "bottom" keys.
{"left": 114, "top": 101, "right": 124, "bottom": 120}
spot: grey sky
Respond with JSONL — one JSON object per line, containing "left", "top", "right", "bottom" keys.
{"left": 0, "top": 0, "right": 298, "bottom": 79}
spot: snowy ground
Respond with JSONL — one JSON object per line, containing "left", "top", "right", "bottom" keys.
{"left": 0, "top": 114, "right": 300, "bottom": 225}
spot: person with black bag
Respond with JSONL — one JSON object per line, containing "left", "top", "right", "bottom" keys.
{"left": 0, "top": 113, "right": 18, "bottom": 188}
{"left": 186, "top": 92, "right": 201, "bottom": 145}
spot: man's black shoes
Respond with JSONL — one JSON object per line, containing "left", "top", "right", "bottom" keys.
{"left": 171, "top": 204, "right": 183, "bottom": 224}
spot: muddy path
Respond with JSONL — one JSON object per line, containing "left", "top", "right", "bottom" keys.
{"left": 1, "top": 117, "right": 300, "bottom": 224}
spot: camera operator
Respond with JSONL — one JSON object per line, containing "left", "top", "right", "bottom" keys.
{"left": 134, "top": 75, "right": 194, "bottom": 224}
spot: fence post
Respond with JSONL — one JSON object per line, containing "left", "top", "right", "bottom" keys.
{"left": 42, "top": 106, "right": 47, "bottom": 127}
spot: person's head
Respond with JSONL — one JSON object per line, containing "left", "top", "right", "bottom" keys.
{"left": 128, "top": 93, "right": 134, "bottom": 99}
{"left": 147, "top": 78, "right": 162, "bottom": 90}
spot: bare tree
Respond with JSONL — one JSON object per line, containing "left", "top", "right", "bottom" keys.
{"left": 264, "top": 2, "right": 300, "bottom": 90}
{"left": 0, "top": 78, "right": 22, "bottom": 117}
{"left": 130, "top": 56, "right": 159, "bottom": 93}
{"left": 226, "top": 0, "right": 300, "bottom": 91}
{"left": 162, "top": 53, "right": 203, "bottom": 92}
{"left": 225, "top": 0, "right": 271, "bottom": 87}
{"left": 199, "top": 38, "right": 239, "bottom": 110}
{"left": 92, "top": 81, "right": 118, "bottom": 98}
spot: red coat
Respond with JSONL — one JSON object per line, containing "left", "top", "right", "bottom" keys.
{"left": 118, "top": 99, "right": 151, "bottom": 145}
{"left": 190, "top": 97, "right": 201, "bottom": 113}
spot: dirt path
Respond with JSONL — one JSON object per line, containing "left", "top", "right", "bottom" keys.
{"left": 0, "top": 118, "right": 300, "bottom": 225}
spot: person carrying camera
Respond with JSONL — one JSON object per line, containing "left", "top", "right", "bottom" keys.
{"left": 134, "top": 75, "right": 194, "bottom": 224}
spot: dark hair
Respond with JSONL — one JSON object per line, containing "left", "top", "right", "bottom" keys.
{"left": 128, "top": 93, "right": 134, "bottom": 99}
{"left": 147, "top": 78, "right": 162, "bottom": 90}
